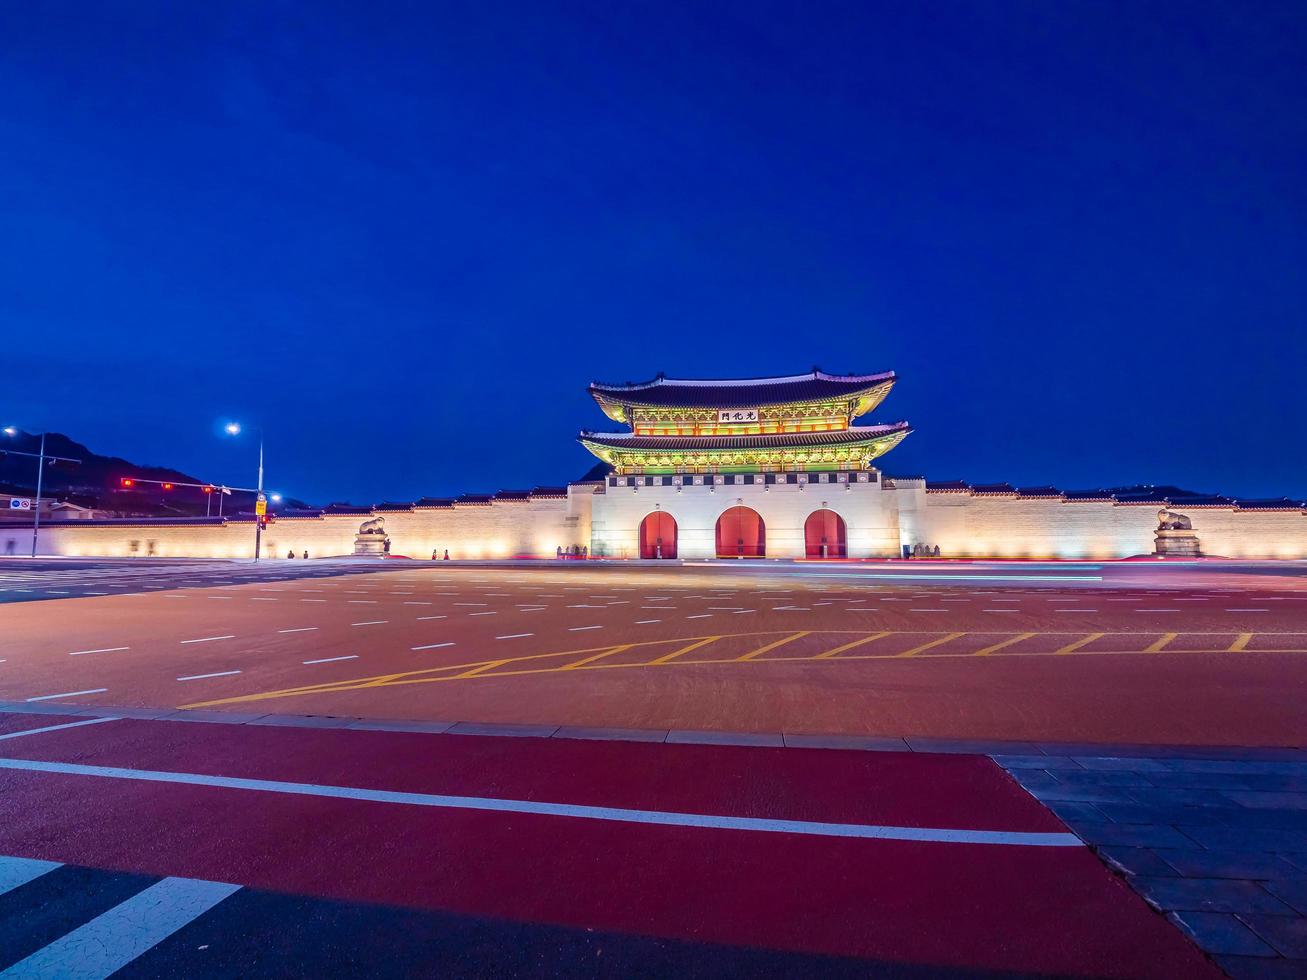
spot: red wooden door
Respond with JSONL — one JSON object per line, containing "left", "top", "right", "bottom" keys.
{"left": 804, "top": 509, "right": 847, "bottom": 558}
{"left": 715, "top": 506, "right": 765, "bottom": 558}
{"left": 639, "top": 512, "right": 677, "bottom": 559}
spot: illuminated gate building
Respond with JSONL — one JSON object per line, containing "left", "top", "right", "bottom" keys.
{"left": 579, "top": 371, "right": 912, "bottom": 559}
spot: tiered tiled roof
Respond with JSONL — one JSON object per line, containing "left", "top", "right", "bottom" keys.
{"left": 578, "top": 423, "right": 910, "bottom": 453}
{"left": 589, "top": 370, "right": 895, "bottom": 409}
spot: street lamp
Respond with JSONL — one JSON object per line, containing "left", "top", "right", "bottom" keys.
{"left": 223, "top": 422, "right": 266, "bottom": 562}
{"left": 1, "top": 428, "right": 81, "bottom": 558}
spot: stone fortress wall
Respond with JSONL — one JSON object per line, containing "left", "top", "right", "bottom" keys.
{"left": 8, "top": 472, "right": 1306, "bottom": 561}
{"left": 2, "top": 488, "right": 594, "bottom": 562}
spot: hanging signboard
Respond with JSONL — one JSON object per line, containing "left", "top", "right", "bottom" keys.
{"left": 716, "top": 409, "right": 759, "bottom": 424}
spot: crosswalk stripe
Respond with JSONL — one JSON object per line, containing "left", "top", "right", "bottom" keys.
{"left": 0, "top": 855, "right": 60, "bottom": 898}
{"left": 0, "top": 876, "right": 240, "bottom": 979}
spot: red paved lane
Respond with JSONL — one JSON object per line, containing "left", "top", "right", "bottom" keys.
{"left": 0, "top": 715, "right": 1218, "bottom": 977}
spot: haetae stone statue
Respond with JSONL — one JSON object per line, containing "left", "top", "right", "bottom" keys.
{"left": 354, "top": 516, "right": 388, "bottom": 556}
{"left": 1156, "top": 509, "right": 1193, "bottom": 531}
{"left": 1154, "top": 509, "right": 1199, "bottom": 556}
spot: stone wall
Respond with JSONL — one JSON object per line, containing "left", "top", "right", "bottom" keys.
{"left": 6, "top": 476, "right": 1306, "bottom": 561}
{"left": 4, "top": 488, "right": 595, "bottom": 561}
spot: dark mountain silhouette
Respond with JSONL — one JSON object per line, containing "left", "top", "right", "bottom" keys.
{"left": 0, "top": 430, "right": 309, "bottom": 516}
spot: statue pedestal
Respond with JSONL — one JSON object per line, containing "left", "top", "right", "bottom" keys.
{"left": 353, "top": 534, "right": 387, "bottom": 556}
{"left": 1155, "top": 529, "right": 1201, "bottom": 557}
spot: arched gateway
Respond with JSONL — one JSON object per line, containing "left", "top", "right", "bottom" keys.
{"left": 715, "top": 506, "right": 766, "bottom": 558}
{"left": 638, "top": 511, "right": 677, "bottom": 559}
{"left": 804, "top": 509, "right": 847, "bottom": 558}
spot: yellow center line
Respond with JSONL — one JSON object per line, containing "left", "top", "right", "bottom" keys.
{"left": 896, "top": 632, "right": 966, "bottom": 658}
{"left": 1144, "top": 632, "right": 1178, "bottom": 653}
{"left": 974, "top": 632, "right": 1037, "bottom": 656}
{"left": 454, "top": 659, "right": 511, "bottom": 678}
{"left": 561, "top": 645, "right": 632, "bottom": 670}
{"left": 650, "top": 636, "right": 721, "bottom": 665}
{"left": 814, "top": 632, "right": 890, "bottom": 659}
{"left": 1055, "top": 632, "right": 1104, "bottom": 655}
{"left": 1227, "top": 633, "right": 1254, "bottom": 652}
{"left": 735, "top": 631, "right": 810, "bottom": 662}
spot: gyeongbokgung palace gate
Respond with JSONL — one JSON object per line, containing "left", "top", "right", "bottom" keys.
{"left": 10, "top": 369, "right": 1307, "bottom": 561}
{"left": 580, "top": 371, "right": 911, "bottom": 559}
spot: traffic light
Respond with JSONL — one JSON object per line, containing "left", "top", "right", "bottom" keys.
{"left": 162, "top": 483, "right": 174, "bottom": 490}
{"left": 120, "top": 478, "right": 134, "bottom": 488}
{"left": 203, "top": 485, "right": 214, "bottom": 494}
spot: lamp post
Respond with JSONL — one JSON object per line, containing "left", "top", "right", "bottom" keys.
{"left": 2, "top": 427, "right": 81, "bottom": 558}
{"left": 224, "top": 423, "right": 267, "bottom": 562}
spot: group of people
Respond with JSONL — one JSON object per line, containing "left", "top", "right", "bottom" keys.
{"left": 431, "top": 549, "right": 450, "bottom": 560}
{"left": 286, "top": 549, "right": 309, "bottom": 559}
{"left": 556, "top": 545, "right": 588, "bottom": 559}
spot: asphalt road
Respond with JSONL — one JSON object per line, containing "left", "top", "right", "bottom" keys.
{"left": 1, "top": 559, "right": 1306, "bottom": 745}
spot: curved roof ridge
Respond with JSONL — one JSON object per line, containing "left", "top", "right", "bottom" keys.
{"left": 590, "top": 369, "right": 893, "bottom": 391}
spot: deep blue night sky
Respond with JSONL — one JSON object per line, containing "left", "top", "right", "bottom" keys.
{"left": 2, "top": 2, "right": 1304, "bottom": 504}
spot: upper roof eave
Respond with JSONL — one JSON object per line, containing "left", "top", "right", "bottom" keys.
{"left": 587, "top": 370, "right": 896, "bottom": 416}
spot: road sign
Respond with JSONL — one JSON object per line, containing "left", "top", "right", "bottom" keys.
{"left": 8, "top": 498, "right": 31, "bottom": 510}
{"left": 255, "top": 497, "right": 267, "bottom": 516}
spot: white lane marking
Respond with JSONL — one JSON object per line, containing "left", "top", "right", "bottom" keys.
{"left": 0, "top": 855, "right": 61, "bottom": 897}
{"left": 177, "top": 671, "right": 241, "bottom": 681}
{"left": 0, "top": 874, "right": 241, "bottom": 978}
{"left": 641, "top": 606, "right": 675, "bottom": 610}
{"left": 1135, "top": 609, "right": 1180, "bottom": 613}
{"left": 250, "top": 597, "right": 278, "bottom": 602}
{"left": 469, "top": 611, "right": 497, "bottom": 617}
{"left": 909, "top": 609, "right": 947, "bottom": 613}
{"left": 412, "top": 642, "right": 455, "bottom": 650}
{"left": 635, "top": 619, "right": 660, "bottom": 624}
{"left": 403, "top": 601, "right": 433, "bottom": 605}
{"left": 180, "top": 635, "right": 236, "bottom": 644}
{"left": 1226, "top": 609, "right": 1268, "bottom": 613}
{"left": 303, "top": 655, "right": 359, "bottom": 665}
{"left": 708, "top": 607, "right": 744, "bottom": 611}
{"left": 686, "top": 614, "right": 713, "bottom": 619}
{"left": 278, "top": 627, "right": 318, "bottom": 634}
{"left": 25, "top": 688, "right": 108, "bottom": 702}
{"left": 567, "top": 604, "right": 605, "bottom": 608}
{"left": 68, "top": 646, "right": 129, "bottom": 657}
{"left": 301, "top": 599, "right": 327, "bottom": 603}
{"left": 772, "top": 606, "right": 809, "bottom": 611}
{"left": 734, "top": 609, "right": 756, "bottom": 614}
{"left": 569, "top": 625, "right": 602, "bottom": 631}
{"left": 496, "top": 633, "right": 534, "bottom": 640}
{"left": 205, "top": 596, "right": 233, "bottom": 600}
{"left": 454, "top": 602, "right": 487, "bottom": 607}
{"left": 0, "top": 717, "right": 120, "bottom": 742}
{"left": 0, "top": 757, "right": 1083, "bottom": 847}
{"left": 416, "top": 615, "right": 447, "bottom": 621}
{"left": 351, "top": 621, "right": 388, "bottom": 627}
{"left": 984, "top": 609, "right": 1020, "bottom": 614}
{"left": 1055, "top": 609, "right": 1098, "bottom": 613}
{"left": 348, "top": 600, "right": 378, "bottom": 604}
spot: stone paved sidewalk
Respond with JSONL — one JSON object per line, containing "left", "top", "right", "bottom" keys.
{"left": 1001, "top": 749, "right": 1307, "bottom": 979}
